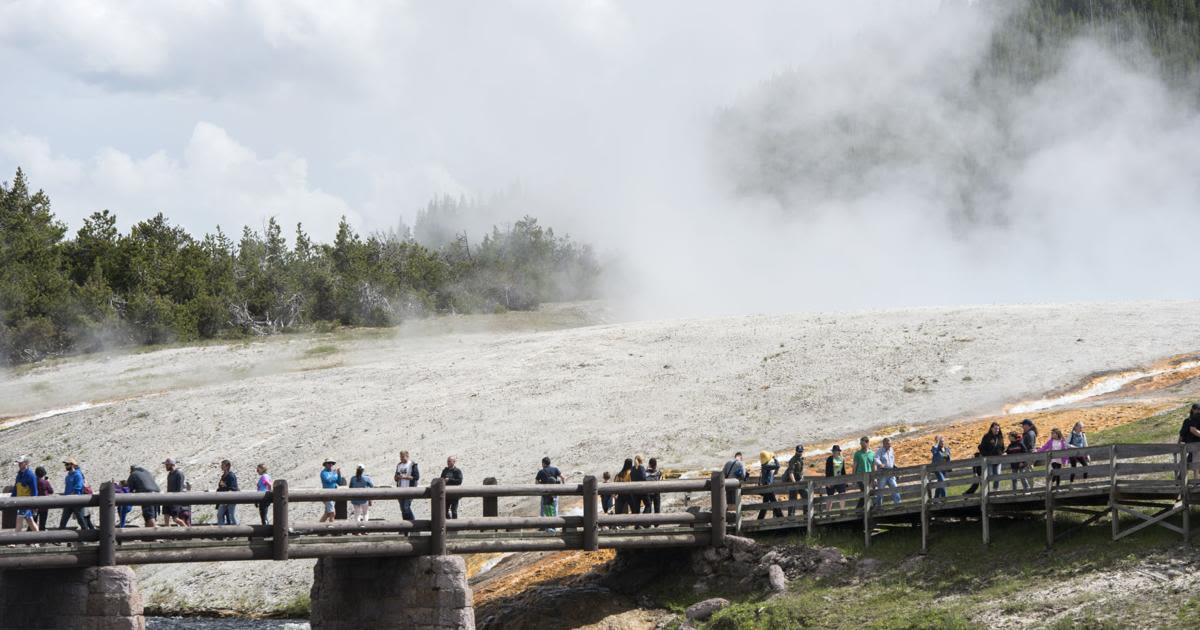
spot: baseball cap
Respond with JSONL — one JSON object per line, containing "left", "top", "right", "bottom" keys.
{"left": 163, "top": 458, "right": 176, "bottom": 466}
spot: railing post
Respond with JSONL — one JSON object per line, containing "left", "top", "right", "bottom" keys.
{"left": 862, "top": 472, "right": 872, "bottom": 548}
{"left": 1109, "top": 445, "right": 1119, "bottom": 540}
{"left": 97, "top": 482, "right": 116, "bottom": 567}
{"left": 482, "top": 477, "right": 498, "bottom": 518}
{"left": 1180, "top": 443, "right": 1191, "bottom": 543}
{"left": 1044, "top": 453, "right": 1055, "bottom": 549}
{"left": 710, "top": 471, "right": 726, "bottom": 547}
{"left": 804, "top": 480, "right": 815, "bottom": 542}
{"left": 582, "top": 475, "right": 599, "bottom": 551}
{"left": 430, "top": 478, "right": 447, "bottom": 555}
{"left": 980, "top": 458, "right": 990, "bottom": 545}
{"left": 272, "top": 479, "right": 289, "bottom": 561}
{"left": 920, "top": 466, "right": 929, "bottom": 554}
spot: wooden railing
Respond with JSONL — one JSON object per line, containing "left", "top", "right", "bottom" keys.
{"left": 0, "top": 473, "right": 736, "bottom": 570}
{"left": 738, "top": 442, "right": 1200, "bottom": 550}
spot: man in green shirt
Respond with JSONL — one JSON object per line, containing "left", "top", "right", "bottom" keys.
{"left": 853, "top": 437, "right": 875, "bottom": 508}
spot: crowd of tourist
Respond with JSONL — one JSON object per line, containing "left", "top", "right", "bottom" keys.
{"left": 9, "top": 404, "right": 1200, "bottom": 533}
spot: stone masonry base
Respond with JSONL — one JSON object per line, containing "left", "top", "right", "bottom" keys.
{"left": 310, "top": 555, "right": 475, "bottom": 629}
{"left": 0, "top": 565, "right": 145, "bottom": 630}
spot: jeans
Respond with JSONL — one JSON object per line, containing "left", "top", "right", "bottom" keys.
{"left": 258, "top": 503, "right": 270, "bottom": 525}
{"left": 1010, "top": 464, "right": 1030, "bottom": 491}
{"left": 990, "top": 464, "right": 1002, "bottom": 490}
{"left": 878, "top": 476, "right": 900, "bottom": 504}
{"left": 398, "top": 499, "right": 415, "bottom": 521}
{"left": 447, "top": 498, "right": 460, "bottom": 520}
{"left": 59, "top": 506, "right": 95, "bottom": 530}
{"left": 933, "top": 471, "right": 947, "bottom": 499}
{"left": 217, "top": 504, "right": 238, "bottom": 525}
{"left": 758, "top": 492, "right": 784, "bottom": 519}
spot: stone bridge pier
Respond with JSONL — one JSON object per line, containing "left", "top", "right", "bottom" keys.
{"left": 0, "top": 566, "right": 144, "bottom": 630}
{"left": 310, "top": 555, "right": 475, "bottom": 629}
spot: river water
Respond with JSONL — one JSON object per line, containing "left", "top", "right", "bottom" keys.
{"left": 147, "top": 618, "right": 308, "bottom": 629}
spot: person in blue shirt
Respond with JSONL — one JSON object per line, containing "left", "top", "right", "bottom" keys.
{"left": 11, "top": 455, "right": 39, "bottom": 533}
{"left": 319, "top": 458, "right": 345, "bottom": 523}
{"left": 59, "top": 458, "right": 95, "bottom": 530}
{"left": 535, "top": 457, "right": 564, "bottom": 531}
{"left": 348, "top": 464, "right": 374, "bottom": 524}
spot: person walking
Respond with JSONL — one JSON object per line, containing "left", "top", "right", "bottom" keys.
{"left": 1005, "top": 432, "right": 1030, "bottom": 492}
{"left": 757, "top": 451, "right": 784, "bottom": 520}
{"left": 1068, "top": 422, "right": 1089, "bottom": 482}
{"left": 875, "top": 438, "right": 900, "bottom": 505}
{"left": 535, "top": 457, "right": 564, "bottom": 531}
{"left": 440, "top": 456, "right": 464, "bottom": 519}
{"left": 34, "top": 466, "right": 53, "bottom": 531}
{"left": 114, "top": 480, "right": 133, "bottom": 528}
{"left": 853, "top": 437, "right": 875, "bottom": 508}
{"left": 978, "top": 422, "right": 1006, "bottom": 490}
{"left": 127, "top": 464, "right": 161, "bottom": 528}
{"left": 783, "top": 444, "right": 805, "bottom": 517}
{"left": 59, "top": 459, "right": 95, "bottom": 530}
{"left": 393, "top": 451, "right": 420, "bottom": 521}
{"left": 631, "top": 454, "right": 649, "bottom": 516}
{"left": 215, "top": 460, "right": 238, "bottom": 526}
{"left": 319, "top": 458, "right": 344, "bottom": 523}
{"left": 11, "top": 456, "right": 40, "bottom": 533}
{"left": 600, "top": 471, "right": 614, "bottom": 515}
{"left": 163, "top": 458, "right": 191, "bottom": 527}
{"left": 254, "top": 464, "right": 272, "bottom": 526}
{"left": 930, "top": 436, "right": 951, "bottom": 499}
{"left": 348, "top": 464, "right": 373, "bottom": 524}
{"left": 722, "top": 451, "right": 748, "bottom": 510}
{"left": 644, "top": 457, "right": 662, "bottom": 514}
{"left": 824, "top": 446, "right": 847, "bottom": 511}
{"left": 1039, "top": 428, "right": 1070, "bottom": 487}
{"left": 963, "top": 451, "right": 984, "bottom": 495}
{"left": 614, "top": 459, "right": 634, "bottom": 515}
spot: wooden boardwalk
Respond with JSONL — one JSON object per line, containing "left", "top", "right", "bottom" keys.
{"left": 1, "top": 443, "right": 1198, "bottom": 570}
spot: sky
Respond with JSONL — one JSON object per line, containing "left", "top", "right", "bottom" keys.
{"left": 3, "top": 1, "right": 1200, "bottom": 316}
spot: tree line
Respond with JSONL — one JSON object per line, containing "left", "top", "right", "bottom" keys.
{"left": 0, "top": 169, "right": 600, "bottom": 364}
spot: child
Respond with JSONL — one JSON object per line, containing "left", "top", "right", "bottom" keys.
{"left": 1005, "top": 432, "right": 1029, "bottom": 491}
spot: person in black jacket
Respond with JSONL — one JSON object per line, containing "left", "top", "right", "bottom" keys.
{"left": 1179, "top": 403, "right": 1200, "bottom": 474}
{"left": 978, "top": 422, "right": 1005, "bottom": 490}
{"left": 631, "top": 454, "right": 649, "bottom": 515}
{"left": 127, "top": 465, "right": 161, "bottom": 528}
{"left": 440, "top": 456, "right": 464, "bottom": 519}
{"left": 1005, "top": 432, "right": 1030, "bottom": 492}
{"left": 757, "top": 451, "right": 784, "bottom": 520}
{"left": 824, "top": 445, "right": 847, "bottom": 511}
{"left": 783, "top": 444, "right": 805, "bottom": 517}
{"left": 216, "top": 459, "right": 239, "bottom": 525}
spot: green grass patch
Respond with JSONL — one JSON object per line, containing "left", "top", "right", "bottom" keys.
{"left": 303, "top": 344, "right": 339, "bottom": 357}
{"left": 1090, "top": 404, "right": 1190, "bottom": 445}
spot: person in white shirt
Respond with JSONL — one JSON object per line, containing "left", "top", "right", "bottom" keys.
{"left": 393, "top": 451, "right": 420, "bottom": 521}
{"left": 875, "top": 438, "right": 901, "bottom": 505}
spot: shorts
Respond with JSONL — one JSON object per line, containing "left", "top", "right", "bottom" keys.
{"left": 141, "top": 505, "right": 160, "bottom": 520}
{"left": 323, "top": 500, "right": 335, "bottom": 514}
{"left": 17, "top": 509, "right": 34, "bottom": 519}
{"left": 163, "top": 505, "right": 180, "bottom": 517}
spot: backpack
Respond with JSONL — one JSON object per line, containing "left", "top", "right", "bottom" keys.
{"left": 722, "top": 459, "right": 741, "bottom": 480}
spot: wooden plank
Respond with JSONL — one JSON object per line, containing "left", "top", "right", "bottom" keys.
{"left": 1115, "top": 463, "right": 1179, "bottom": 475}
{"left": 1182, "top": 444, "right": 1192, "bottom": 543}
{"left": 272, "top": 479, "right": 289, "bottom": 561}
{"left": 1115, "top": 444, "right": 1180, "bottom": 458}
{"left": 980, "top": 458, "right": 991, "bottom": 545}
{"left": 863, "top": 477, "right": 872, "bottom": 548}
{"left": 1110, "top": 445, "right": 1120, "bottom": 541}
{"left": 805, "top": 481, "right": 815, "bottom": 541}
{"left": 1045, "top": 454, "right": 1055, "bottom": 549}
{"left": 920, "top": 466, "right": 929, "bottom": 553}
{"left": 429, "top": 478, "right": 447, "bottom": 555}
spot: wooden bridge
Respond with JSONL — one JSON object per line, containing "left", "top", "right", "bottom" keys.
{"left": 1, "top": 443, "right": 1199, "bottom": 569}
{"left": 1, "top": 443, "right": 1199, "bottom": 628}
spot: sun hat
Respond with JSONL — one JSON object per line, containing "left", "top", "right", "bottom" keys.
{"left": 63, "top": 457, "right": 78, "bottom": 466}
{"left": 322, "top": 457, "right": 336, "bottom": 465}
{"left": 14, "top": 455, "right": 30, "bottom": 464}
{"left": 759, "top": 450, "right": 773, "bottom": 465}
{"left": 356, "top": 463, "right": 365, "bottom": 470}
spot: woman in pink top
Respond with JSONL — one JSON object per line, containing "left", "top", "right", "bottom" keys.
{"left": 1038, "top": 428, "right": 1070, "bottom": 487}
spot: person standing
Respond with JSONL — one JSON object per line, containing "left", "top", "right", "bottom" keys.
{"left": 1005, "top": 432, "right": 1030, "bottom": 492}
{"left": 644, "top": 457, "right": 663, "bottom": 514}
{"left": 11, "top": 456, "right": 39, "bottom": 533}
{"left": 1038, "top": 428, "right": 1070, "bottom": 487}
{"left": 535, "top": 457, "right": 564, "bottom": 522}
{"left": 440, "top": 456, "right": 464, "bottom": 519}
{"left": 1179, "top": 403, "right": 1200, "bottom": 474}
{"left": 34, "top": 466, "right": 53, "bottom": 531}
{"left": 115, "top": 480, "right": 133, "bottom": 528}
{"left": 1020, "top": 419, "right": 1039, "bottom": 455}
{"left": 163, "top": 458, "right": 191, "bottom": 527}
{"left": 853, "top": 437, "right": 875, "bottom": 508}
{"left": 614, "top": 459, "right": 634, "bottom": 515}
{"left": 1068, "top": 422, "right": 1089, "bottom": 482}
{"left": 757, "top": 451, "right": 784, "bottom": 520}
{"left": 978, "top": 422, "right": 1006, "bottom": 490}
{"left": 59, "top": 458, "right": 95, "bottom": 530}
{"left": 824, "top": 446, "right": 847, "bottom": 511}
{"left": 783, "top": 444, "right": 805, "bottom": 517}
{"left": 254, "top": 464, "right": 272, "bottom": 526}
{"left": 215, "top": 460, "right": 238, "bottom": 526}
{"left": 319, "top": 458, "right": 344, "bottom": 523}
{"left": 874, "top": 438, "right": 900, "bottom": 505}
{"left": 930, "top": 436, "right": 951, "bottom": 499}
{"left": 348, "top": 464, "right": 373, "bottom": 524}
{"left": 600, "top": 471, "right": 614, "bottom": 515}
{"left": 127, "top": 464, "right": 161, "bottom": 528}
{"left": 393, "top": 451, "right": 420, "bottom": 521}
{"left": 631, "top": 454, "right": 649, "bottom": 515}
{"left": 721, "top": 452, "right": 748, "bottom": 510}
